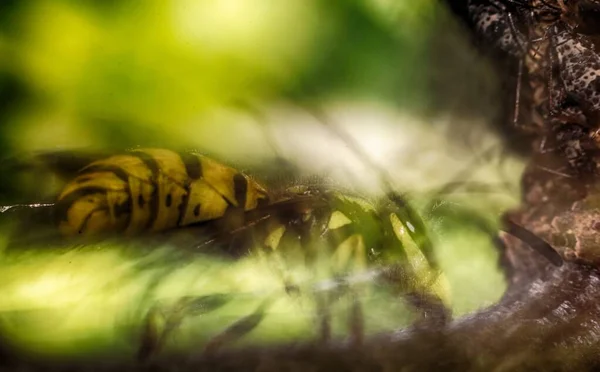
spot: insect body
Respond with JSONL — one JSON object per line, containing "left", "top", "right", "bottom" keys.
{"left": 253, "top": 186, "right": 445, "bottom": 302}
{"left": 1, "top": 148, "right": 448, "bottom": 360}
{"left": 135, "top": 185, "right": 450, "bottom": 359}
{"left": 54, "top": 148, "right": 270, "bottom": 237}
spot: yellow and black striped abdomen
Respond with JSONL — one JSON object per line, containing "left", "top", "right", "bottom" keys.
{"left": 56, "top": 148, "right": 270, "bottom": 237}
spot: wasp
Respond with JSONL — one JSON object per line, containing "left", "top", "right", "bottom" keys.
{"left": 0, "top": 132, "right": 565, "bottom": 360}
{"left": 135, "top": 183, "right": 451, "bottom": 359}
{"left": 51, "top": 148, "right": 270, "bottom": 237}
{"left": 0, "top": 147, "right": 272, "bottom": 249}
{"left": 0, "top": 147, "right": 449, "bottom": 361}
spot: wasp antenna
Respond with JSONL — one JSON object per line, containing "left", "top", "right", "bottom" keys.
{"left": 227, "top": 100, "right": 280, "bottom": 155}
{"left": 301, "top": 104, "right": 409, "bottom": 200}
{"left": 203, "top": 297, "right": 272, "bottom": 355}
{"left": 429, "top": 144, "right": 502, "bottom": 199}
{"left": 0, "top": 203, "right": 55, "bottom": 213}
{"left": 501, "top": 218, "right": 564, "bottom": 266}
{"left": 234, "top": 100, "right": 304, "bottom": 181}
{"left": 304, "top": 105, "right": 394, "bottom": 187}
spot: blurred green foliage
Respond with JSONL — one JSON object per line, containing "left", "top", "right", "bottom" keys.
{"left": 0, "top": 0, "right": 497, "bottom": 152}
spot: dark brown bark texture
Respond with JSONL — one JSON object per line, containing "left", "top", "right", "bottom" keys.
{"left": 6, "top": 1, "right": 600, "bottom": 371}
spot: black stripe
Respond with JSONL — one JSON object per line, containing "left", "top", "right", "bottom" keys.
{"left": 174, "top": 153, "right": 196, "bottom": 227}
{"left": 55, "top": 186, "right": 108, "bottom": 224}
{"left": 145, "top": 187, "right": 159, "bottom": 229}
{"left": 178, "top": 152, "right": 203, "bottom": 180}
{"left": 138, "top": 194, "right": 146, "bottom": 208}
{"left": 78, "top": 165, "right": 133, "bottom": 230}
{"left": 79, "top": 164, "right": 133, "bottom": 230}
{"left": 233, "top": 174, "right": 248, "bottom": 209}
{"left": 257, "top": 196, "right": 270, "bottom": 208}
{"left": 130, "top": 151, "right": 161, "bottom": 229}
{"left": 176, "top": 188, "right": 190, "bottom": 226}
{"left": 81, "top": 164, "right": 130, "bottom": 183}
{"left": 130, "top": 151, "right": 160, "bottom": 176}
{"left": 75, "top": 176, "right": 92, "bottom": 184}
{"left": 77, "top": 207, "right": 103, "bottom": 234}
{"left": 85, "top": 162, "right": 134, "bottom": 231}
{"left": 217, "top": 174, "right": 249, "bottom": 235}
{"left": 256, "top": 189, "right": 270, "bottom": 207}
{"left": 114, "top": 191, "right": 133, "bottom": 225}
{"left": 57, "top": 184, "right": 133, "bottom": 233}
{"left": 115, "top": 198, "right": 133, "bottom": 218}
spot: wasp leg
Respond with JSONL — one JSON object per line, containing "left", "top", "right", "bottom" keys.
{"left": 312, "top": 276, "right": 365, "bottom": 347}
{"left": 326, "top": 233, "right": 368, "bottom": 345}
{"left": 260, "top": 241, "right": 335, "bottom": 345}
{"left": 263, "top": 235, "right": 336, "bottom": 345}
{"left": 405, "top": 290, "right": 452, "bottom": 327}
{"left": 203, "top": 297, "right": 274, "bottom": 355}
{"left": 138, "top": 305, "right": 167, "bottom": 362}
{"left": 314, "top": 293, "right": 332, "bottom": 344}
{"left": 379, "top": 262, "right": 451, "bottom": 329}
{"left": 347, "top": 294, "right": 364, "bottom": 346}
{"left": 379, "top": 202, "right": 452, "bottom": 327}
{"left": 247, "top": 216, "right": 336, "bottom": 347}
{"left": 236, "top": 100, "right": 303, "bottom": 181}
{"left": 137, "top": 294, "right": 231, "bottom": 362}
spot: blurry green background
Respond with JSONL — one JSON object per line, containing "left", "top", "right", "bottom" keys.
{"left": 0, "top": 0, "right": 524, "bottom": 360}
{"left": 0, "top": 0, "right": 500, "bottom": 153}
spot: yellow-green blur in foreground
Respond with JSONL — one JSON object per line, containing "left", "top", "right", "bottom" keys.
{"left": 0, "top": 175, "right": 516, "bottom": 359}
{"left": 0, "top": 212, "right": 448, "bottom": 359}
